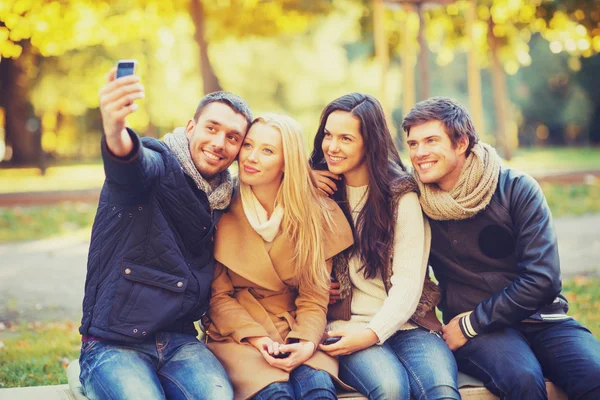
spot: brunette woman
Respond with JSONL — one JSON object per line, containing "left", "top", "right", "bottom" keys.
{"left": 311, "top": 93, "right": 460, "bottom": 400}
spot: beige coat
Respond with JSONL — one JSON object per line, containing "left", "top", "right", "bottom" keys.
{"left": 206, "top": 193, "right": 353, "bottom": 400}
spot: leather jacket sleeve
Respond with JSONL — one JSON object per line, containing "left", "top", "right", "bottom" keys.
{"left": 465, "top": 171, "right": 562, "bottom": 337}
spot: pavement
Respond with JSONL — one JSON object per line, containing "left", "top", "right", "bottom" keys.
{"left": 0, "top": 212, "right": 599, "bottom": 323}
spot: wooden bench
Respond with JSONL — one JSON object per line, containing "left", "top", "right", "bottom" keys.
{"left": 0, "top": 360, "right": 567, "bottom": 400}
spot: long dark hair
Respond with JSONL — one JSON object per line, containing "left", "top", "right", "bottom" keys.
{"left": 309, "top": 93, "right": 410, "bottom": 280}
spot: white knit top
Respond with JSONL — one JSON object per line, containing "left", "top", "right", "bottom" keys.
{"left": 327, "top": 185, "right": 430, "bottom": 344}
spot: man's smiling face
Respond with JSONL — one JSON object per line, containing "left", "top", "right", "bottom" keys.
{"left": 406, "top": 120, "right": 468, "bottom": 192}
{"left": 185, "top": 102, "right": 248, "bottom": 179}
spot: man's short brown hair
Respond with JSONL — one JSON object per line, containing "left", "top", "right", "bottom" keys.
{"left": 402, "top": 97, "right": 479, "bottom": 155}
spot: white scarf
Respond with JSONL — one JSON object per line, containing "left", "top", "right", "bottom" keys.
{"left": 240, "top": 183, "right": 284, "bottom": 243}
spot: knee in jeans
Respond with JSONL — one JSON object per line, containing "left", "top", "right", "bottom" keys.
{"left": 368, "top": 379, "right": 407, "bottom": 400}
{"left": 253, "top": 382, "right": 294, "bottom": 400}
{"left": 501, "top": 368, "right": 545, "bottom": 394}
{"left": 417, "top": 385, "right": 461, "bottom": 400}
{"left": 570, "top": 366, "right": 600, "bottom": 400}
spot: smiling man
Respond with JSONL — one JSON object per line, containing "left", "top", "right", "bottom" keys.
{"left": 77, "top": 68, "right": 252, "bottom": 400}
{"left": 403, "top": 97, "right": 600, "bottom": 400}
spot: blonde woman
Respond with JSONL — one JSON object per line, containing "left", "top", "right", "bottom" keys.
{"left": 205, "top": 113, "right": 353, "bottom": 400}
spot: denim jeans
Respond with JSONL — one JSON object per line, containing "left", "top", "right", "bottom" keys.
{"left": 338, "top": 328, "right": 460, "bottom": 400}
{"left": 454, "top": 318, "right": 600, "bottom": 400}
{"left": 251, "top": 365, "right": 337, "bottom": 400}
{"left": 79, "top": 332, "right": 233, "bottom": 400}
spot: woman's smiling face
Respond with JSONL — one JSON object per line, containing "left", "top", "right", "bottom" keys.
{"left": 238, "top": 122, "right": 285, "bottom": 188}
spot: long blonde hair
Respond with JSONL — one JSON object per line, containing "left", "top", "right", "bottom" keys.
{"left": 251, "top": 113, "right": 334, "bottom": 291}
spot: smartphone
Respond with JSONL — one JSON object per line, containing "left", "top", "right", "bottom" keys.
{"left": 322, "top": 336, "right": 342, "bottom": 345}
{"left": 116, "top": 59, "right": 137, "bottom": 79}
{"left": 271, "top": 352, "right": 291, "bottom": 359}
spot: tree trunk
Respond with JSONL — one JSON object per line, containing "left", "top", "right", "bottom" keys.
{"left": 190, "top": 0, "right": 223, "bottom": 94}
{"left": 417, "top": 3, "right": 429, "bottom": 101}
{"left": 488, "top": 20, "right": 512, "bottom": 160}
{"left": 0, "top": 42, "right": 43, "bottom": 167}
{"left": 466, "top": 0, "right": 484, "bottom": 135}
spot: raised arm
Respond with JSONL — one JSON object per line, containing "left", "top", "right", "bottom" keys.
{"left": 99, "top": 67, "right": 143, "bottom": 157}
{"left": 98, "top": 68, "right": 164, "bottom": 192}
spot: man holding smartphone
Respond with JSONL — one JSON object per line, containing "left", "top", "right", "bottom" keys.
{"left": 77, "top": 65, "right": 252, "bottom": 399}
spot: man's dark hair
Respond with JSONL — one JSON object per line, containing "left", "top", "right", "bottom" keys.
{"left": 402, "top": 96, "right": 479, "bottom": 155}
{"left": 193, "top": 91, "right": 253, "bottom": 126}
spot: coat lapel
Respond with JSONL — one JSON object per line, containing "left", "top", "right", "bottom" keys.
{"left": 214, "top": 193, "right": 286, "bottom": 291}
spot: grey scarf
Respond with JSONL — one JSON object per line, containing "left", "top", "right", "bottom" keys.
{"left": 163, "top": 127, "right": 233, "bottom": 211}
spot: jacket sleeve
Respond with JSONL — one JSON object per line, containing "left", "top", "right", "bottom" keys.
{"left": 462, "top": 173, "right": 561, "bottom": 338}
{"left": 285, "top": 259, "right": 332, "bottom": 347}
{"left": 102, "top": 128, "right": 165, "bottom": 193}
{"left": 207, "top": 262, "right": 270, "bottom": 343}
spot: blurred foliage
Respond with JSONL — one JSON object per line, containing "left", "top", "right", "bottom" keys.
{"left": 506, "top": 147, "right": 600, "bottom": 171}
{"left": 1, "top": 0, "right": 600, "bottom": 164}
{"left": 0, "top": 202, "right": 96, "bottom": 242}
{"left": 0, "top": 165, "right": 105, "bottom": 193}
{"left": 0, "top": 0, "right": 332, "bottom": 59}
{"left": 350, "top": 0, "right": 600, "bottom": 74}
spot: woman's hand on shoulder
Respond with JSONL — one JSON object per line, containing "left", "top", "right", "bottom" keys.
{"left": 318, "top": 329, "right": 379, "bottom": 357}
{"left": 311, "top": 170, "right": 341, "bottom": 196}
{"left": 329, "top": 281, "right": 341, "bottom": 304}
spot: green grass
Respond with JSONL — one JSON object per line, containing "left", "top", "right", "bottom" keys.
{"left": 562, "top": 277, "right": 600, "bottom": 340}
{"left": 0, "top": 203, "right": 96, "bottom": 242}
{"left": 0, "top": 278, "right": 598, "bottom": 388}
{"left": 541, "top": 182, "right": 600, "bottom": 217}
{"left": 0, "top": 322, "right": 81, "bottom": 388}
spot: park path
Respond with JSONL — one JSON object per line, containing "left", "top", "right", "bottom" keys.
{"left": 1, "top": 212, "right": 599, "bottom": 323}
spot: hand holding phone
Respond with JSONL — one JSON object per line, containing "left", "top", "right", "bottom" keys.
{"left": 116, "top": 60, "right": 137, "bottom": 79}
{"left": 322, "top": 336, "right": 342, "bottom": 346}
{"left": 98, "top": 60, "right": 143, "bottom": 156}
{"left": 271, "top": 351, "right": 291, "bottom": 359}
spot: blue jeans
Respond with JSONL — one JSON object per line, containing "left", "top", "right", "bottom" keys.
{"left": 79, "top": 332, "right": 233, "bottom": 400}
{"left": 252, "top": 365, "right": 337, "bottom": 400}
{"left": 454, "top": 318, "right": 600, "bottom": 400}
{"left": 338, "top": 328, "right": 459, "bottom": 400}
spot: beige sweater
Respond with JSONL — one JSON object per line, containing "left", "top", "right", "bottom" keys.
{"left": 327, "top": 185, "right": 430, "bottom": 344}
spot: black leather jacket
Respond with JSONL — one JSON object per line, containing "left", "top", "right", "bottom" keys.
{"left": 429, "top": 166, "right": 569, "bottom": 337}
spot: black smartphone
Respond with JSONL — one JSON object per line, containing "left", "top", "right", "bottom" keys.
{"left": 322, "top": 336, "right": 342, "bottom": 345}
{"left": 116, "top": 60, "right": 137, "bottom": 79}
{"left": 272, "top": 352, "right": 291, "bottom": 359}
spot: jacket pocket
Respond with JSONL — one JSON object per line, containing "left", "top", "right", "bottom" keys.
{"left": 108, "top": 260, "right": 188, "bottom": 339}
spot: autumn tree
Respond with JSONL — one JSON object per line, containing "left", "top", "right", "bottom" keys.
{"left": 0, "top": 0, "right": 332, "bottom": 165}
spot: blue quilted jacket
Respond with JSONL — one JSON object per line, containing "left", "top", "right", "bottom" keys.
{"left": 79, "top": 129, "right": 223, "bottom": 343}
